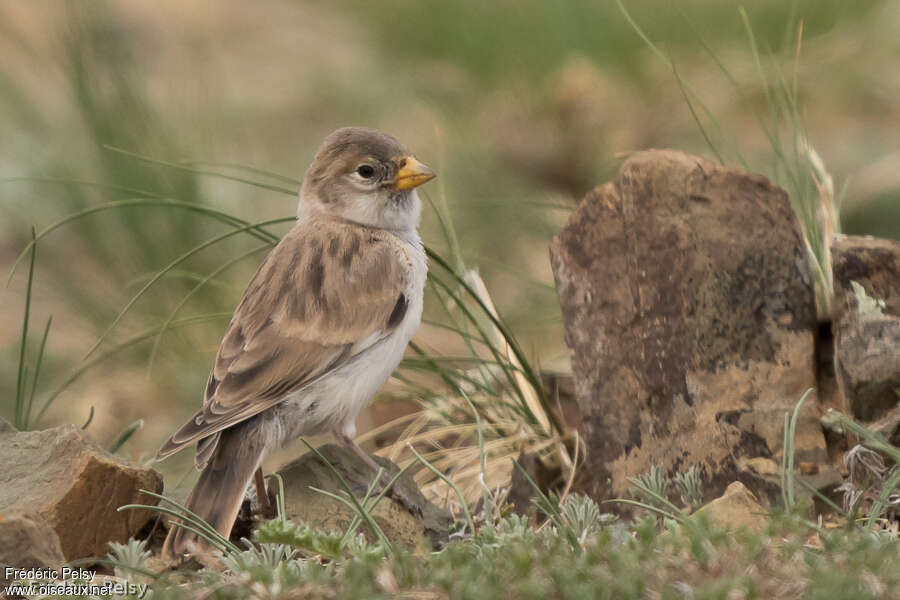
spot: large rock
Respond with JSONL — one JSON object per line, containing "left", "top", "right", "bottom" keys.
{"left": 0, "top": 418, "right": 163, "bottom": 560}
{"left": 549, "top": 150, "right": 825, "bottom": 508}
{"left": 273, "top": 444, "right": 452, "bottom": 548}
{"left": 831, "top": 235, "right": 900, "bottom": 422}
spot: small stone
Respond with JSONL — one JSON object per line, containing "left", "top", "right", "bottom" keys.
{"left": 740, "top": 457, "right": 780, "bottom": 477}
{"left": 694, "top": 481, "right": 767, "bottom": 532}
{"left": 0, "top": 510, "right": 65, "bottom": 577}
{"left": 0, "top": 418, "right": 163, "bottom": 561}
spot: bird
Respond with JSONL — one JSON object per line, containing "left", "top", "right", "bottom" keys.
{"left": 155, "top": 126, "right": 435, "bottom": 560}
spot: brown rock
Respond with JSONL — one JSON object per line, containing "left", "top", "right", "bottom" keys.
{"left": 694, "top": 481, "right": 766, "bottom": 532}
{"left": 0, "top": 418, "right": 163, "bottom": 561}
{"left": 831, "top": 235, "right": 900, "bottom": 422}
{"left": 0, "top": 510, "right": 65, "bottom": 576}
{"left": 549, "top": 150, "right": 825, "bottom": 509}
{"left": 273, "top": 444, "right": 452, "bottom": 548}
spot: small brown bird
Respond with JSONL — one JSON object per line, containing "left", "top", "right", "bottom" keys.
{"left": 156, "top": 127, "right": 434, "bottom": 559}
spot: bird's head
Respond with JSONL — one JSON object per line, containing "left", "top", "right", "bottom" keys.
{"left": 298, "top": 126, "right": 436, "bottom": 231}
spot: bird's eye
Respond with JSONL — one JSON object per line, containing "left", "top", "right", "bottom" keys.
{"left": 356, "top": 165, "right": 375, "bottom": 179}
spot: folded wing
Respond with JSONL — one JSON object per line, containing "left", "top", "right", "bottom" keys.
{"left": 156, "top": 220, "right": 409, "bottom": 465}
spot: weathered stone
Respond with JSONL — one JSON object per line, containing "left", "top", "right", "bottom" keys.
{"left": 0, "top": 418, "right": 163, "bottom": 561}
{"left": 549, "top": 149, "right": 825, "bottom": 509}
{"left": 273, "top": 444, "right": 452, "bottom": 548}
{"left": 694, "top": 481, "right": 766, "bottom": 532}
{"left": 831, "top": 235, "right": 900, "bottom": 422}
{"left": 0, "top": 510, "right": 65, "bottom": 576}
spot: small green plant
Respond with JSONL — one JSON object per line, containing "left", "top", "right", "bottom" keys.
{"left": 221, "top": 541, "right": 299, "bottom": 574}
{"left": 630, "top": 465, "right": 670, "bottom": 511}
{"left": 253, "top": 518, "right": 345, "bottom": 560}
{"left": 559, "top": 494, "right": 612, "bottom": 544}
{"left": 781, "top": 389, "right": 812, "bottom": 513}
{"left": 106, "top": 538, "right": 151, "bottom": 574}
{"left": 673, "top": 465, "right": 704, "bottom": 512}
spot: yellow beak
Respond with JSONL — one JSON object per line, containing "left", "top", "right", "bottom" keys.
{"left": 394, "top": 156, "right": 436, "bottom": 191}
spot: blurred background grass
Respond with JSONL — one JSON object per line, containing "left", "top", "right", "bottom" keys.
{"left": 1, "top": 0, "right": 898, "bottom": 482}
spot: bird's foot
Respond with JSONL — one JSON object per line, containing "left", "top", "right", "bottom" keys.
{"left": 376, "top": 476, "right": 424, "bottom": 520}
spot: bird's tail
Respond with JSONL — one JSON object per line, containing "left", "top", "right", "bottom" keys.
{"left": 161, "top": 420, "right": 267, "bottom": 561}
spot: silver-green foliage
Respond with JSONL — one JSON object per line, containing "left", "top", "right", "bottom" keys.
{"left": 560, "top": 494, "right": 614, "bottom": 544}
{"left": 221, "top": 541, "right": 298, "bottom": 574}
{"left": 107, "top": 538, "right": 151, "bottom": 572}
{"left": 631, "top": 465, "right": 670, "bottom": 510}
{"left": 673, "top": 466, "right": 705, "bottom": 512}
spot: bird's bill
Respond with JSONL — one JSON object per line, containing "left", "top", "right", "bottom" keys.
{"left": 394, "top": 156, "right": 436, "bottom": 190}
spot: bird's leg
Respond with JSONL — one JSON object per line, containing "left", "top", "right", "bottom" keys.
{"left": 253, "top": 467, "right": 275, "bottom": 519}
{"left": 332, "top": 429, "right": 423, "bottom": 518}
{"left": 334, "top": 430, "right": 384, "bottom": 473}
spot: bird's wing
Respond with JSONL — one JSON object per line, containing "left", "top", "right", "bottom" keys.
{"left": 156, "top": 219, "right": 410, "bottom": 460}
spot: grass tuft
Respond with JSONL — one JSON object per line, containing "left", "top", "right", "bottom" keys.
{"left": 12, "top": 228, "right": 53, "bottom": 431}
{"left": 781, "top": 389, "right": 813, "bottom": 512}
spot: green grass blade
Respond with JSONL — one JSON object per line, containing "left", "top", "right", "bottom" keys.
{"left": 300, "top": 439, "right": 393, "bottom": 553}
{"left": 427, "top": 271, "right": 533, "bottom": 419}
{"left": 24, "top": 315, "right": 53, "bottom": 429}
{"left": 14, "top": 227, "right": 37, "bottom": 430}
{"left": 103, "top": 145, "right": 299, "bottom": 196}
{"left": 781, "top": 412, "right": 792, "bottom": 510}
{"left": 146, "top": 243, "right": 269, "bottom": 377}
{"left": 626, "top": 476, "right": 686, "bottom": 520}
{"left": 307, "top": 486, "right": 391, "bottom": 550}
{"left": 109, "top": 419, "right": 144, "bottom": 453}
{"left": 426, "top": 278, "right": 497, "bottom": 394}
{"left": 36, "top": 313, "right": 231, "bottom": 422}
{"left": 426, "top": 248, "right": 549, "bottom": 408}
{"left": 462, "top": 390, "right": 492, "bottom": 524}
{"left": 123, "top": 488, "right": 241, "bottom": 554}
{"left": 178, "top": 160, "right": 301, "bottom": 186}
{"left": 80, "top": 405, "right": 95, "bottom": 430}
{"left": 0, "top": 176, "right": 164, "bottom": 198}
{"left": 7, "top": 198, "right": 282, "bottom": 285}
{"left": 793, "top": 475, "right": 847, "bottom": 519}
{"left": 511, "top": 457, "right": 581, "bottom": 548}
{"left": 866, "top": 468, "right": 900, "bottom": 531}
{"left": 421, "top": 318, "right": 491, "bottom": 349}
{"left": 341, "top": 461, "right": 415, "bottom": 547}
{"left": 781, "top": 388, "right": 813, "bottom": 511}
{"left": 404, "top": 342, "right": 500, "bottom": 398}
{"left": 83, "top": 217, "right": 292, "bottom": 360}
{"left": 410, "top": 443, "right": 474, "bottom": 535}
{"left": 671, "top": 61, "right": 724, "bottom": 164}
{"left": 603, "top": 498, "right": 684, "bottom": 523}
